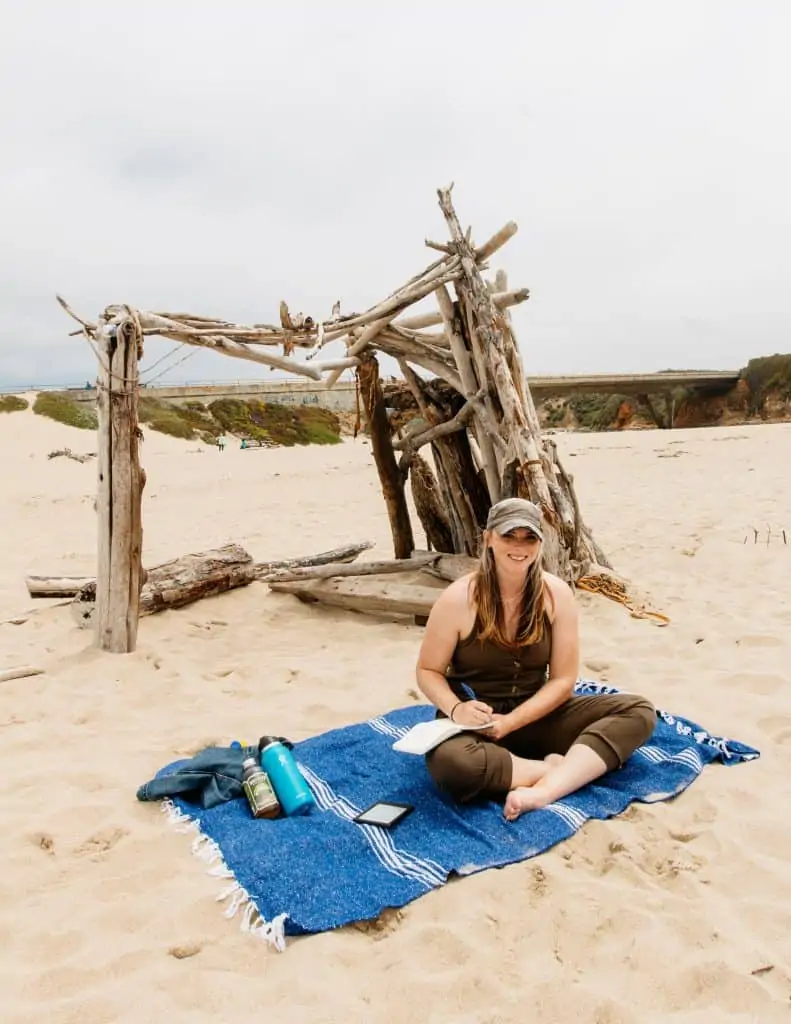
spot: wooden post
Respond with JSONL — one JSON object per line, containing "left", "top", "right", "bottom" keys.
{"left": 357, "top": 353, "right": 415, "bottom": 559}
{"left": 95, "top": 318, "right": 145, "bottom": 652}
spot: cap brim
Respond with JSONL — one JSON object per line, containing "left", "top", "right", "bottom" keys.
{"left": 494, "top": 517, "right": 543, "bottom": 539}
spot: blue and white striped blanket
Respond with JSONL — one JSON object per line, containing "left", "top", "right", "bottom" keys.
{"left": 160, "top": 682, "right": 759, "bottom": 950}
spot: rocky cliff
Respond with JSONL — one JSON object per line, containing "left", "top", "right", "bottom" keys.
{"left": 537, "top": 354, "right": 791, "bottom": 431}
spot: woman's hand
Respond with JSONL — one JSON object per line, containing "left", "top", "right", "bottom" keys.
{"left": 481, "top": 714, "right": 513, "bottom": 742}
{"left": 451, "top": 700, "right": 493, "bottom": 727}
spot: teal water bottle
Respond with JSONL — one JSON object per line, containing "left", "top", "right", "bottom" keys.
{"left": 258, "top": 736, "right": 315, "bottom": 816}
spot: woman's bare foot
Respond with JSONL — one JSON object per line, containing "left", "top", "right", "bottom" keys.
{"left": 504, "top": 784, "right": 553, "bottom": 820}
{"left": 503, "top": 744, "right": 609, "bottom": 821}
{"left": 504, "top": 754, "right": 564, "bottom": 819}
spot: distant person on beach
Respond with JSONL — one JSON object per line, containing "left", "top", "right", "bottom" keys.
{"left": 416, "top": 498, "right": 656, "bottom": 820}
{"left": 217, "top": 434, "right": 228, "bottom": 452}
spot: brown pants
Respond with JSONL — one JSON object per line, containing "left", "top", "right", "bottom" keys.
{"left": 426, "top": 693, "right": 656, "bottom": 803}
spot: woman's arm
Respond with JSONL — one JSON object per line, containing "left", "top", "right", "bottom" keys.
{"left": 498, "top": 575, "right": 580, "bottom": 734}
{"left": 416, "top": 578, "right": 493, "bottom": 726}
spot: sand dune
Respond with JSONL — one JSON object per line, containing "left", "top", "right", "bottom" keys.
{"left": 1, "top": 403, "right": 789, "bottom": 1022}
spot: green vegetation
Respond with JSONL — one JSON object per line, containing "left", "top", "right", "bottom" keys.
{"left": 138, "top": 396, "right": 220, "bottom": 443}
{"left": 208, "top": 398, "right": 342, "bottom": 446}
{"left": 0, "top": 395, "right": 28, "bottom": 413}
{"left": 741, "top": 354, "right": 791, "bottom": 414}
{"left": 567, "top": 393, "right": 627, "bottom": 431}
{"left": 30, "top": 389, "right": 342, "bottom": 446}
{"left": 542, "top": 401, "right": 566, "bottom": 428}
{"left": 33, "top": 392, "right": 98, "bottom": 430}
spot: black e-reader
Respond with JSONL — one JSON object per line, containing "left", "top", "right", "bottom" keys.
{"left": 353, "top": 801, "right": 414, "bottom": 829}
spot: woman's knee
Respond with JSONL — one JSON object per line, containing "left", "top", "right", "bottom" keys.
{"left": 425, "top": 737, "right": 493, "bottom": 803}
{"left": 583, "top": 696, "right": 657, "bottom": 768}
{"left": 627, "top": 697, "right": 657, "bottom": 746}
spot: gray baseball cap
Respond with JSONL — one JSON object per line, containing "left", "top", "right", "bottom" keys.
{"left": 485, "top": 498, "right": 544, "bottom": 540}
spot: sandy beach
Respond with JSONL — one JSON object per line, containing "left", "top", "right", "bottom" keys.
{"left": 1, "top": 401, "right": 789, "bottom": 1023}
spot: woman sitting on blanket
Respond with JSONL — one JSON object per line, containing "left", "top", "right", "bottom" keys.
{"left": 416, "top": 498, "right": 656, "bottom": 821}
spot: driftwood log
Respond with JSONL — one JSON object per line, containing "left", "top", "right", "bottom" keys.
{"left": 27, "top": 541, "right": 375, "bottom": 599}
{"left": 267, "top": 553, "right": 478, "bottom": 623}
{"left": 262, "top": 552, "right": 439, "bottom": 584}
{"left": 252, "top": 540, "right": 373, "bottom": 578}
{"left": 268, "top": 575, "right": 445, "bottom": 621}
{"left": 71, "top": 544, "right": 256, "bottom": 628}
{"left": 47, "top": 448, "right": 96, "bottom": 464}
{"left": 26, "top": 576, "right": 95, "bottom": 599}
{"left": 0, "top": 666, "right": 45, "bottom": 683}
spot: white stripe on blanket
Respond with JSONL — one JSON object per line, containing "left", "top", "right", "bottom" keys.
{"left": 298, "top": 763, "right": 446, "bottom": 889}
{"left": 547, "top": 801, "right": 588, "bottom": 831}
{"left": 367, "top": 715, "right": 410, "bottom": 741}
{"left": 635, "top": 744, "right": 704, "bottom": 773}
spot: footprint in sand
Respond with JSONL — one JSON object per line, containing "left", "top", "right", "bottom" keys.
{"left": 410, "top": 922, "right": 475, "bottom": 966}
{"left": 668, "top": 829, "right": 700, "bottom": 844}
{"left": 72, "top": 826, "right": 129, "bottom": 859}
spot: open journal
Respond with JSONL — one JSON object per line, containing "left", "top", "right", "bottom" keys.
{"left": 392, "top": 716, "right": 492, "bottom": 756}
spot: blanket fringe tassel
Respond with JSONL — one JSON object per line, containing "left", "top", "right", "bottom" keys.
{"left": 161, "top": 799, "right": 288, "bottom": 952}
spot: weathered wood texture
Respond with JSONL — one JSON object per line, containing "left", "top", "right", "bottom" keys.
{"left": 434, "top": 186, "right": 606, "bottom": 580}
{"left": 357, "top": 353, "right": 415, "bottom": 559}
{"left": 408, "top": 453, "right": 455, "bottom": 553}
{"left": 95, "top": 319, "right": 145, "bottom": 652}
{"left": 416, "top": 551, "right": 478, "bottom": 582}
{"left": 26, "top": 576, "right": 94, "bottom": 599}
{"left": 47, "top": 448, "right": 96, "bottom": 464}
{"left": 252, "top": 540, "right": 373, "bottom": 578}
{"left": 262, "top": 552, "right": 438, "bottom": 583}
{"left": 268, "top": 574, "right": 445, "bottom": 620}
{"left": 72, "top": 544, "right": 255, "bottom": 628}
{"left": 27, "top": 541, "right": 374, "bottom": 599}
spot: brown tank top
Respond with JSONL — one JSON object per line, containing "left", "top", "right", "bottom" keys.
{"left": 445, "top": 614, "right": 552, "bottom": 709}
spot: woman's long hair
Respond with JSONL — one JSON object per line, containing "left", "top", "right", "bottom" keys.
{"left": 469, "top": 535, "right": 546, "bottom": 648}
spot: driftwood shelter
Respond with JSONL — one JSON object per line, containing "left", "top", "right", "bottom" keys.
{"left": 56, "top": 185, "right": 625, "bottom": 654}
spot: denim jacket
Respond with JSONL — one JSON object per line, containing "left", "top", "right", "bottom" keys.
{"left": 136, "top": 746, "right": 255, "bottom": 809}
{"left": 136, "top": 738, "right": 293, "bottom": 810}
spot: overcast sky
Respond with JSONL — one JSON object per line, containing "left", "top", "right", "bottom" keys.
{"left": 1, "top": 0, "right": 789, "bottom": 387}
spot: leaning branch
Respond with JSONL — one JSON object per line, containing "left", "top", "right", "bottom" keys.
{"left": 0, "top": 666, "right": 45, "bottom": 683}
{"left": 392, "top": 399, "right": 476, "bottom": 451}
{"left": 263, "top": 552, "right": 438, "bottom": 583}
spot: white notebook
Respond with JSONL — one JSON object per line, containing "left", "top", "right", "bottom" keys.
{"left": 392, "top": 717, "right": 492, "bottom": 756}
